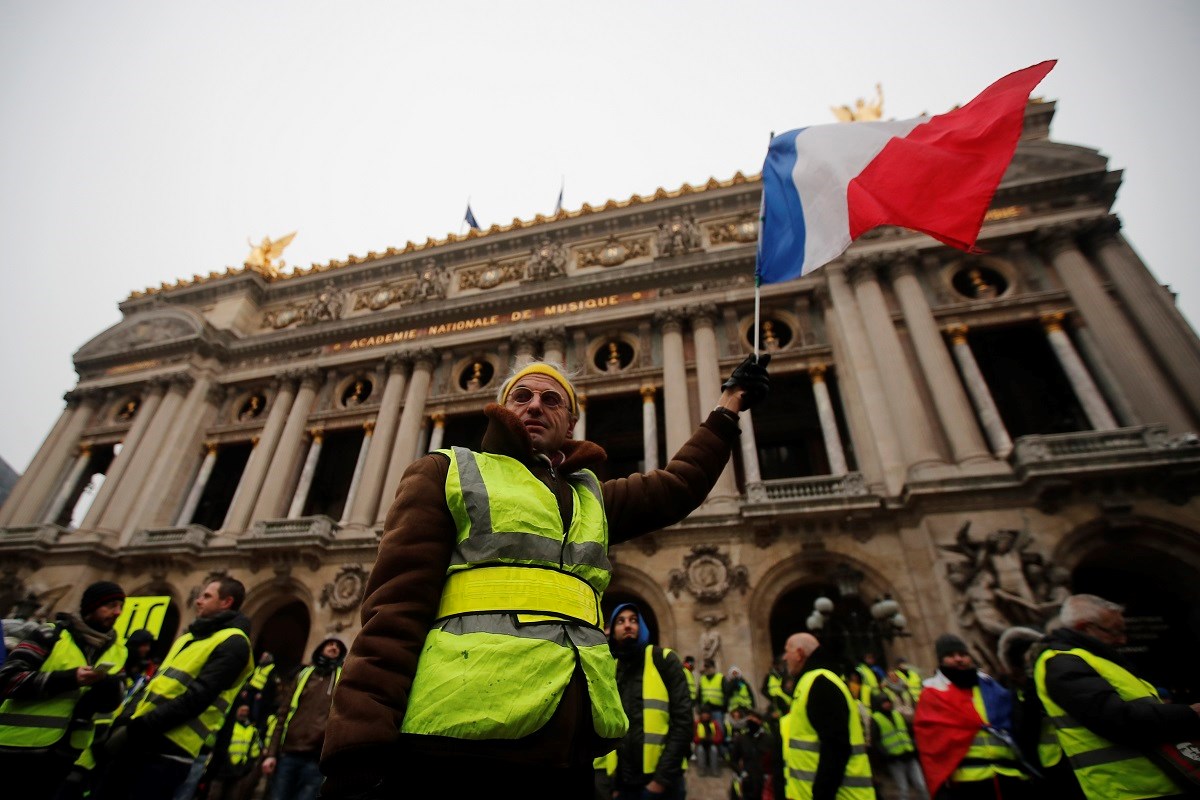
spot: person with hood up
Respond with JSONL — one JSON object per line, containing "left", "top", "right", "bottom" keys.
{"left": 608, "top": 602, "right": 693, "bottom": 800}
{"left": 319, "top": 355, "right": 770, "bottom": 798}
{"left": 0, "top": 580, "right": 127, "bottom": 800}
{"left": 726, "top": 665, "right": 756, "bottom": 714}
{"left": 262, "top": 637, "right": 347, "bottom": 800}
{"left": 96, "top": 576, "right": 254, "bottom": 800}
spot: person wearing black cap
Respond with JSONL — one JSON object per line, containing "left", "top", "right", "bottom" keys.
{"left": 261, "top": 637, "right": 347, "bottom": 800}
{"left": 0, "top": 580, "right": 127, "bottom": 799}
{"left": 607, "top": 602, "right": 693, "bottom": 800}
{"left": 913, "top": 633, "right": 1026, "bottom": 799}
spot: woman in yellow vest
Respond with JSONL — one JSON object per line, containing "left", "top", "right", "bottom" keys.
{"left": 321, "top": 357, "right": 770, "bottom": 798}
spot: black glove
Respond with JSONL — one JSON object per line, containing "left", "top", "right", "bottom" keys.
{"left": 721, "top": 353, "right": 771, "bottom": 410}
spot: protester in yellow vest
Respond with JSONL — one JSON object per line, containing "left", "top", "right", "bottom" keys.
{"left": 609, "top": 603, "right": 692, "bottom": 799}
{"left": 207, "top": 703, "right": 263, "bottom": 800}
{"left": 1033, "top": 594, "right": 1200, "bottom": 800}
{"left": 868, "top": 695, "right": 926, "bottom": 800}
{"left": 0, "top": 580, "right": 127, "bottom": 800}
{"left": 95, "top": 576, "right": 253, "bottom": 800}
{"left": 320, "top": 356, "right": 770, "bottom": 799}
{"left": 782, "top": 631, "right": 875, "bottom": 800}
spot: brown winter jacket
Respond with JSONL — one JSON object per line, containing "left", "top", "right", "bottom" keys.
{"left": 320, "top": 401, "right": 740, "bottom": 787}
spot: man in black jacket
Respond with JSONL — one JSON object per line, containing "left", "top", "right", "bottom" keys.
{"left": 96, "top": 577, "right": 254, "bottom": 800}
{"left": 782, "top": 632, "right": 858, "bottom": 800}
{"left": 609, "top": 602, "right": 692, "bottom": 800}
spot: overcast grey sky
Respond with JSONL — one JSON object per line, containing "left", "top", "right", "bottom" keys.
{"left": 1, "top": 1, "right": 1197, "bottom": 473}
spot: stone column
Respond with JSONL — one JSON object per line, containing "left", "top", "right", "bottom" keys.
{"left": 891, "top": 258, "right": 991, "bottom": 464}
{"left": 5, "top": 389, "right": 101, "bottom": 525}
{"left": 80, "top": 380, "right": 166, "bottom": 530}
{"left": 512, "top": 332, "right": 537, "bottom": 363}
{"left": 222, "top": 376, "right": 298, "bottom": 532}
{"left": 542, "top": 327, "right": 566, "bottom": 366}
{"left": 287, "top": 429, "right": 325, "bottom": 518}
{"left": 1090, "top": 220, "right": 1200, "bottom": 421}
{"left": 348, "top": 354, "right": 408, "bottom": 525}
{"left": 1041, "top": 313, "right": 1117, "bottom": 431}
{"left": 849, "top": 259, "right": 946, "bottom": 474}
{"left": 253, "top": 369, "right": 323, "bottom": 522}
{"left": 1070, "top": 319, "right": 1138, "bottom": 426}
{"left": 123, "top": 375, "right": 220, "bottom": 536}
{"left": 945, "top": 325, "right": 1013, "bottom": 456}
{"left": 97, "top": 375, "right": 192, "bottom": 533}
{"left": 826, "top": 264, "right": 905, "bottom": 494}
{"left": 380, "top": 349, "right": 436, "bottom": 523}
{"left": 809, "top": 366, "right": 848, "bottom": 475}
{"left": 640, "top": 386, "right": 659, "bottom": 471}
{"left": 41, "top": 444, "right": 93, "bottom": 525}
{"left": 657, "top": 310, "right": 692, "bottom": 457}
{"left": 0, "top": 393, "right": 81, "bottom": 525}
{"left": 739, "top": 409, "right": 764, "bottom": 498}
{"left": 573, "top": 396, "right": 587, "bottom": 442}
{"left": 340, "top": 421, "right": 374, "bottom": 524}
{"left": 175, "top": 442, "right": 219, "bottom": 526}
{"left": 1041, "top": 229, "right": 1192, "bottom": 432}
{"left": 690, "top": 305, "right": 738, "bottom": 498}
{"left": 428, "top": 413, "right": 446, "bottom": 452}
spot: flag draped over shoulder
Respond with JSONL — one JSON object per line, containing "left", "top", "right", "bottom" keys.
{"left": 757, "top": 60, "right": 1055, "bottom": 284}
{"left": 913, "top": 673, "right": 1016, "bottom": 797}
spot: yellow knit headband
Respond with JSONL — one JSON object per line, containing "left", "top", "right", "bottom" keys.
{"left": 500, "top": 363, "right": 579, "bottom": 415}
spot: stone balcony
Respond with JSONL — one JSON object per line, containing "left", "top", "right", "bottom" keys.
{"left": 124, "top": 525, "right": 213, "bottom": 556}
{"left": 1011, "top": 424, "right": 1200, "bottom": 475}
{"left": 742, "top": 471, "right": 880, "bottom": 517}
{"left": 237, "top": 515, "right": 340, "bottom": 570}
{"left": 0, "top": 524, "right": 65, "bottom": 554}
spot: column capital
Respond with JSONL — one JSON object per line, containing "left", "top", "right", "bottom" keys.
{"left": 1081, "top": 215, "right": 1123, "bottom": 246}
{"left": 307, "top": 427, "right": 325, "bottom": 443}
{"left": 944, "top": 323, "right": 970, "bottom": 344}
{"left": 430, "top": 412, "right": 446, "bottom": 426}
{"left": 145, "top": 375, "right": 171, "bottom": 392}
{"left": 409, "top": 347, "right": 438, "bottom": 370}
{"left": 383, "top": 350, "right": 410, "bottom": 371}
{"left": 205, "top": 383, "right": 225, "bottom": 406}
{"left": 204, "top": 441, "right": 220, "bottom": 455}
{"left": 169, "top": 372, "right": 196, "bottom": 391}
{"left": 1040, "top": 311, "right": 1067, "bottom": 333}
{"left": 845, "top": 257, "right": 881, "bottom": 287}
{"left": 250, "top": 435, "right": 261, "bottom": 447}
{"left": 363, "top": 419, "right": 376, "bottom": 434}
{"left": 685, "top": 302, "right": 719, "bottom": 326}
{"left": 63, "top": 388, "right": 85, "bottom": 407}
{"left": 77, "top": 442, "right": 93, "bottom": 457}
{"left": 653, "top": 307, "right": 686, "bottom": 334}
{"left": 888, "top": 254, "right": 921, "bottom": 280}
{"left": 808, "top": 364, "right": 828, "bottom": 382}
{"left": 640, "top": 385, "right": 657, "bottom": 402}
{"left": 1033, "top": 222, "right": 1087, "bottom": 259}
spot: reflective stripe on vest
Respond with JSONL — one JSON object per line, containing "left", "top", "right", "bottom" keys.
{"left": 950, "top": 686, "right": 1025, "bottom": 784}
{"left": 784, "top": 668, "right": 874, "bottom": 800}
{"left": 280, "top": 665, "right": 341, "bottom": 748}
{"left": 899, "top": 667, "right": 922, "bottom": 699}
{"left": 132, "top": 627, "right": 253, "bottom": 758}
{"left": 228, "top": 721, "right": 262, "bottom": 765}
{"left": 437, "top": 564, "right": 602, "bottom": 628}
{"left": 0, "top": 627, "right": 126, "bottom": 749}
{"left": 401, "top": 447, "right": 627, "bottom": 742}
{"left": 729, "top": 682, "right": 753, "bottom": 711}
{"left": 700, "top": 673, "right": 725, "bottom": 709}
{"left": 248, "top": 663, "right": 274, "bottom": 690}
{"left": 871, "top": 710, "right": 914, "bottom": 757}
{"left": 1034, "top": 647, "right": 1179, "bottom": 799}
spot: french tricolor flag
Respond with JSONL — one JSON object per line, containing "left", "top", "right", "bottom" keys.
{"left": 757, "top": 60, "right": 1056, "bottom": 284}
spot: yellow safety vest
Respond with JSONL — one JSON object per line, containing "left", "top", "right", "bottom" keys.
{"left": 949, "top": 686, "right": 1025, "bottom": 784}
{"left": 767, "top": 671, "right": 793, "bottom": 714}
{"left": 279, "top": 665, "right": 341, "bottom": 748}
{"left": 248, "top": 663, "right": 275, "bottom": 691}
{"left": 870, "top": 710, "right": 914, "bottom": 757}
{"left": 729, "top": 680, "right": 754, "bottom": 712}
{"left": 594, "top": 749, "right": 617, "bottom": 775}
{"left": 685, "top": 669, "right": 698, "bottom": 704}
{"left": 228, "top": 720, "right": 262, "bottom": 765}
{"left": 854, "top": 665, "right": 879, "bottom": 711}
{"left": 1034, "top": 647, "right": 1181, "bottom": 799}
{"left": 783, "top": 668, "right": 874, "bottom": 800}
{"left": 132, "top": 627, "right": 253, "bottom": 758}
{"left": 635, "top": 645, "right": 687, "bottom": 775}
{"left": 898, "top": 667, "right": 922, "bottom": 699}
{"left": 0, "top": 626, "right": 126, "bottom": 750}
{"left": 402, "top": 448, "right": 626, "bottom": 741}
{"left": 700, "top": 673, "right": 725, "bottom": 710}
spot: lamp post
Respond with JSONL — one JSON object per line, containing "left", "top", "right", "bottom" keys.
{"left": 806, "top": 565, "right": 911, "bottom": 666}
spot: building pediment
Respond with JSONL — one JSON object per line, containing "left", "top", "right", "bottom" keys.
{"left": 1002, "top": 140, "right": 1109, "bottom": 186}
{"left": 74, "top": 305, "right": 219, "bottom": 366}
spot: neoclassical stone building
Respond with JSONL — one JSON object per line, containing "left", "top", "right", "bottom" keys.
{"left": 3, "top": 100, "right": 1199, "bottom": 700}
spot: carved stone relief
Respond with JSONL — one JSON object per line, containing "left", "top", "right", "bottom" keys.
{"left": 320, "top": 564, "right": 368, "bottom": 613}
{"left": 458, "top": 259, "right": 527, "bottom": 291}
{"left": 708, "top": 214, "right": 759, "bottom": 245}
{"left": 576, "top": 236, "right": 650, "bottom": 269}
{"left": 525, "top": 237, "right": 567, "bottom": 281}
{"left": 668, "top": 545, "right": 749, "bottom": 603}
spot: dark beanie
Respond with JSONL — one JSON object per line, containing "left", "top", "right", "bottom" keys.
{"left": 81, "top": 581, "right": 126, "bottom": 617}
{"left": 935, "top": 633, "right": 969, "bottom": 661}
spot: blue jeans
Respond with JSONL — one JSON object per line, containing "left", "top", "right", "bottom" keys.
{"left": 270, "top": 753, "right": 324, "bottom": 800}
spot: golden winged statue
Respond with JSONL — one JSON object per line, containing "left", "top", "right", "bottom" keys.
{"left": 831, "top": 83, "right": 884, "bottom": 123}
{"left": 245, "top": 232, "right": 297, "bottom": 278}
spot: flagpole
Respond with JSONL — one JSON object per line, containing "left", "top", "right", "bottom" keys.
{"left": 460, "top": 196, "right": 471, "bottom": 235}
{"left": 752, "top": 133, "right": 773, "bottom": 363}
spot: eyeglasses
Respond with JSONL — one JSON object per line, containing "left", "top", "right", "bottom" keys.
{"left": 1086, "top": 621, "right": 1127, "bottom": 639}
{"left": 507, "top": 386, "right": 566, "bottom": 409}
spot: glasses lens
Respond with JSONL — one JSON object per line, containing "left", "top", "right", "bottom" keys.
{"left": 510, "top": 387, "right": 534, "bottom": 404}
{"left": 508, "top": 386, "right": 565, "bottom": 408}
{"left": 539, "top": 391, "right": 563, "bottom": 408}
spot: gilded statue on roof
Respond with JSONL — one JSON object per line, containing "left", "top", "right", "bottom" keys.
{"left": 832, "top": 84, "right": 884, "bottom": 122}
{"left": 245, "top": 232, "right": 297, "bottom": 278}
